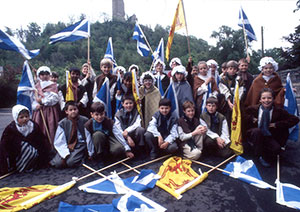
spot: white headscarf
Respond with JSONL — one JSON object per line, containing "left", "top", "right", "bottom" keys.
{"left": 169, "top": 57, "right": 182, "bottom": 68}
{"left": 140, "top": 71, "right": 156, "bottom": 84}
{"left": 258, "top": 57, "right": 278, "bottom": 72}
{"left": 37, "top": 66, "right": 51, "bottom": 78}
{"left": 171, "top": 65, "right": 187, "bottom": 77}
{"left": 12, "top": 105, "right": 34, "bottom": 137}
{"left": 113, "top": 66, "right": 126, "bottom": 75}
{"left": 154, "top": 59, "right": 166, "bottom": 71}
{"left": 128, "top": 64, "right": 139, "bottom": 73}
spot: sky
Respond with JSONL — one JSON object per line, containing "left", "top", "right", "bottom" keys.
{"left": 1, "top": 0, "right": 299, "bottom": 51}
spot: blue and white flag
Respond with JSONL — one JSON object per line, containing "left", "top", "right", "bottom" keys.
{"left": 115, "top": 71, "right": 123, "bottom": 113}
{"left": 132, "top": 24, "right": 150, "bottom": 57}
{"left": 49, "top": 19, "right": 90, "bottom": 44}
{"left": 17, "top": 61, "right": 36, "bottom": 114}
{"left": 164, "top": 79, "right": 179, "bottom": 118}
{"left": 276, "top": 180, "right": 300, "bottom": 210}
{"left": 104, "top": 37, "right": 117, "bottom": 67}
{"left": 238, "top": 7, "right": 257, "bottom": 42}
{"left": 223, "top": 156, "right": 275, "bottom": 189}
{"left": 0, "top": 29, "right": 39, "bottom": 60}
{"left": 157, "top": 75, "right": 164, "bottom": 96}
{"left": 93, "top": 77, "right": 112, "bottom": 118}
{"left": 58, "top": 201, "right": 116, "bottom": 212}
{"left": 152, "top": 38, "right": 164, "bottom": 63}
{"left": 284, "top": 73, "right": 299, "bottom": 142}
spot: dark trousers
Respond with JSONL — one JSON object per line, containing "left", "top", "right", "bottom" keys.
{"left": 203, "top": 136, "right": 233, "bottom": 158}
{"left": 246, "top": 128, "right": 281, "bottom": 163}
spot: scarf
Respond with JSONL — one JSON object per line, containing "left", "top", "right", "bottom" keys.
{"left": 208, "top": 112, "right": 220, "bottom": 133}
{"left": 68, "top": 117, "right": 78, "bottom": 151}
{"left": 183, "top": 115, "right": 198, "bottom": 150}
{"left": 71, "top": 81, "right": 79, "bottom": 102}
{"left": 158, "top": 113, "right": 171, "bottom": 139}
{"left": 259, "top": 106, "right": 272, "bottom": 136}
{"left": 12, "top": 105, "right": 34, "bottom": 137}
{"left": 93, "top": 119, "right": 103, "bottom": 132}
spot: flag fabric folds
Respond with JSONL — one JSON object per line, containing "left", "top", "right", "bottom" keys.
{"left": 166, "top": 0, "right": 186, "bottom": 61}
{"left": 104, "top": 37, "right": 117, "bottom": 66}
{"left": 132, "top": 24, "right": 150, "bottom": 57}
{"left": 223, "top": 156, "right": 275, "bottom": 189}
{"left": 0, "top": 29, "right": 39, "bottom": 60}
{"left": 284, "top": 73, "right": 299, "bottom": 142}
{"left": 94, "top": 77, "right": 112, "bottom": 118}
{"left": 0, "top": 181, "right": 75, "bottom": 212}
{"left": 152, "top": 38, "right": 164, "bottom": 63}
{"left": 238, "top": 7, "right": 257, "bottom": 42}
{"left": 58, "top": 201, "right": 116, "bottom": 212}
{"left": 17, "top": 61, "right": 36, "bottom": 113}
{"left": 276, "top": 180, "right": 300, "bottom": 210}
{"left": 157, "top": 75, "right": 165, "bottom": 97}
{"left": 115, "top": 71, "right": 123, "bottom": 113}
{"left": 49, "top": 19, "right": 90, "bottom": 44}
{"left": 156, "top": 156, "right": 208, "bottom": 199}
{"left": 164, "top": 80, "right": 179, "bottom": 118}
{"left": 65, "top": 71, "right": 75, "bottom": 102}
{"left": 131, "top": 69, "right": 142, "bottom": 117}
{"left": 230, "top": 83, "right": 243, "bottom": 155}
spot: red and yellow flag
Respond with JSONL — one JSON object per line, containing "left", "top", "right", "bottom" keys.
{"left": 0, "top": 181, "right": 75, "bottom": 211}
{"left": 165, "top": 0, "right": 187, "bottom": 61}
{"left": 131, "top": 69, "right": 142, "bottom": 117}
{"left": 66, "top": 71, "right": 74, "bottom": 102}
{"left": 230, "top": 83, "right": 243, "bottom": 155}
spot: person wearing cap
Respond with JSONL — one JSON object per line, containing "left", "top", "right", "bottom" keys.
{"left": 153, "top": 59, "right": 170, "bottom": 93}
{"left": 207, "top": 59, "right": 221, "bottom": 86}
{"left": 244, "top": 57, "right": 285, "bottom": 108}
{"left": 171, "top": 65, "right": 194, "bottom": 117}
{"left": 139, "top": 71, "right": 161, "bottom": 128}
{"left": 186, "top": 56, "right": 198, "bottom": 92}
{"left": 114, "top": 66, "right": 126, "bottom": 79}
{"left": 168, "top": 57, "right": 182, "bottom": 78}
{"left": 32, "top": 66, "right": 60, "bottom": 147}
{"left": 0, "top": 105, "right": 51, "bottom": 175}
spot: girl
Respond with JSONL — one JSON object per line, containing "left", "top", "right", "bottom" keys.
{"left": 153, "top": 59, "right": 169, "bottom": 94}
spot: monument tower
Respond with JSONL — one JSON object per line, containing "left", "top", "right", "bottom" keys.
{"left": 112, "top": 0, "right": 125, "bottom": 21}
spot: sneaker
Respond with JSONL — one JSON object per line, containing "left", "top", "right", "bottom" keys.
{"left": 259, "top": 156, "right": 271, "bottom": 168}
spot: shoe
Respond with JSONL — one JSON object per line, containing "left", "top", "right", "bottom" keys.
{"left": 259, "top": 156, "right": 271, "bottom": 168}
{"left": 150, "top": 153, "right": 158, "bottom": 160}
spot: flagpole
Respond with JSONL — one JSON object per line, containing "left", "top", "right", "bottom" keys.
{"left": 277, "top": 155, "right": 280, "bottom": 182}
{"left": 87, "top": 35, "right": 90, "bottom": 67}
{"left": 137, "top": 23, "right": 154, "bottom": 54}
{"left": 181, "top": 0, "right": 191, "bottom": 57}
{"left": 241, "top": 16, "right": 250, "bottom": 62}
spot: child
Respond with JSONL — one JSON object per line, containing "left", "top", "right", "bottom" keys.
{"left": 245, "top": 57, "right": 285, "bottom": 108}
{"left": 207, "top": 59, "right": 220, "bottom": 85}
{"left": 200, "top": 97, "right": 232, "bottom": 157}
{"left": 145, "top": 98, "right": 179, "bottom": 159}
{"left": 245, "top": 88, "right": 299, "bottom": 167}
{"left": 50, "top": 101, "right": 93, "bottom": 168}
{"left": 113, "top": 95, "right": 145, "bottom": 159}
{"left": 0, "top": 105, "right": 51, "bottom": 175}
{"left": 220, "top": 62, "right": 227, "bottom": 78}
{"left": 80, "top": 62, "right": 96, "bottom": 111}
{"left": 238, "top": 58, "right": 254, "bottom": 103}
{"left": 84, "top": 102, "right": 124, "bottom": 162}
{"left": 154, "top": 59, "right": 169, "bottom": 93}
{"left": 186, "top": 56, "right": 198, "bottom": 92}
{"left": 32, "top": 66, "right": 60, "bottom": 146}
{"left": 139, "top": 71, "right": 161, "bottom": 128}
{"left": 50, "top": 71, "right": 59, "bottom": 85}
{"left": 171, "top": 65, "right": 194, "bottom": 117}
{"left": 178, "top": 101, "right": 207, "bottom": 160}
{"left": 168, "top": 57, "right": 182, "bottom": 78}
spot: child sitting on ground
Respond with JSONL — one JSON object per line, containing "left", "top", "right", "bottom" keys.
{"left": 145, "top": 98, "right": 179, "bottom": 159}
{"left": 177, "top": 101, "right": 207, "bottom": 160}
{"left": 50, "top": 101, "right": 93, "bottom": 168}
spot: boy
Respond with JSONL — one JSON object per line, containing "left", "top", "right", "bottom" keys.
{"left": 200, "top": 97, "right": 232, "bottom": 157}
{"left": 113, "top": 95, "right": 145, "bottom": 159}
{"left": 50, "top": 101, "right": 93, "bottom": 168}
{"left": 84, "top": 102, "right": 124, "bottom": 163}
{"left": 178, "top": 101, "right": 207, "bottom": 160}
{"left": 145, "top": 98, "right": 179, "bottom": 159}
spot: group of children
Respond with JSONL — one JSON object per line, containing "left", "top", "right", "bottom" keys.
{"left": 0, "top": 56, "right": 299, "bottom": 176}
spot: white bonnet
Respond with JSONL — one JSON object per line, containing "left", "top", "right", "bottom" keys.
{"left": 12, "top": 104, "right": 29, "bottom": 123}
{"left": 37, "top": 66, "right": 51, "bottom": 76}
{"left": 128, "top": 64, "right": 139, "bottom": 73}
{"left": 169, "top": 57, "right": 182, "bottom": 68}
{"left": 154, "top": 59, "right": 166, "bottom": 70}
{"left": 171, "top": 65, "right": 187, "bottom": 77}
{"left": 140, "top": 71, "right": 156, "bottom": 84}
{"left": 258, "top": 57, "right": 278, "bottom": 72}
{"left": 207, "top": 59, "right": 219, "bottom": 69}
{"left": 113, "top": 66, "right": 126, "bottom": 75}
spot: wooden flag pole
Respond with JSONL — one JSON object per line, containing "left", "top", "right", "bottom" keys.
{"left": 87, "top": 36, "right": 91, "bottom": 69}
{"left": 277, "top": 155, "right": 280, "bottom": 182}
{"left": 137, "top": 23, "right": 154, "bottom": 54}
{"left": 181, "top": 0, "right": 191, "bottom": 57}
{"left": 0, "top": 171, "right": 15, "bottom": 180}
{"left": 207, "top": 154, "right": 236, "bottom": 174}
{"left": 241, "top": 18, "right": 250, "bottom": 63}
{"left": 190, "top": 159, "right": 231, "bottom": 175}
{"left": 121, "top": 162, "right": 141, "bottom": 174}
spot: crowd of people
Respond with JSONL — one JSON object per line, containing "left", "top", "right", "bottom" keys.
{"left": 0, "top": 55, "right": 299, "bottom": 175}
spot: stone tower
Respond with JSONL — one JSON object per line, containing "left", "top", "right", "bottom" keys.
{"left": 112, "top": 0, "right": 125, "bottom": 21}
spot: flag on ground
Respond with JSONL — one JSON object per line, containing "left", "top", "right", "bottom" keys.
{"left": 166, "top": 0, "right": 187, "bottom": 61}
{"left": 58, "top": 201, "right": 116, "bottom": 212}
{"left": 49, "top": 19, "right": 90, "bottom": 44}
{"left": 17, "top": 61, "right": 36, "bottom": 113}
{"left": 164, "top": 80, "right": 179, "bottom": 118}
{"left": 223, "top": 156, "right": 275, "bottom": 189}
{"left": 93, "top": 77, "right": 112, "bottom": 118}
{"left": 238, "top": 7, "right": 257, "bottom": 42}
{"left": 65, "top": 71, "right": 74, "bottom": 102}
{"left": 156, "top": 156, "right": 207, "bottom": 199}
{"left": 284, "top": 73, "right": 299, "bottom": 142}
{"left": 0, "top": 29, "right": 39, "bottom": 60}
{"left": 132, "top": 69, "right": 142, "bottom": 117}
{"left": 132, "top": 24, "right": 150, "bottom": 57}
{"left": 276, "top": 180, "right": 300, "bottom": 210}
{"left": 104, "top": 37, "right": 117, "bottom": 67}
{"left": 230, "top": 82, "right": 243, "bottom": 155}
{"left": 0, "top": 181, "right": 75, "bottom": 212}
{"left": 152, "top": 38, "right": 164, "bottom": 63}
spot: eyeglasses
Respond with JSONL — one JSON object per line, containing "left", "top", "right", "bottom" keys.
{"left": 143, "top": 79, "right": 153, "bottom": 83}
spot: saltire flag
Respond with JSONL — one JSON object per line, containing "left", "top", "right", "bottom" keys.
{"left": 165, "top": 0, "right": 187, "bottom": 61}
{"left": 131, "top": 69, "right": 142, "bottom": 117}
{"left": 284, "top": 73, "right": 299, "bottom": 142}
{"left": 156, "top": 156, "right": 208, "bottom": 199}
{"left": 0, "top": 181, "right": 75, "bottom": 212}
{"left": 115, "top": 71, "right": 123, "bottom": 113}
{"left": 65, "top": 71, "right": 75, "bottom": 102}
{"left": 0, "top": 29, "right": 39, "bottom": 60}
{"left": 49, "top": 19, "right": 90, "bottom": 44}
{"left": 94, "top": 77, "right": 112, "bottom": 118}
{"left": 164, "top": 79, "right": 179, "bottom": 118}
{"left": 152, "top": 38, "right": 164, "bottom": 63}
{"left": 223, "top": 156, "right": 275, "bottom": 189}
{"left": 157, "top": 75, "right": 164, "bottom": 96}
{"left": 230, "top": 82, "right": 243, "bottom": 155}
{"left": 17, "top": 61, "right": 36, "bottom": 114}
{"left": 132, "top": 24, "right": 150, "bottom": 57}
{"left": 201, "top": 82, "right": 211, "bottom": 113}
{"left": 238, "top": 7, "right": 257, "bottom": 42}
{"left": 58, "top": 201, "right": 116, "bottom": 212}
{"left": 104, "top": 37, "right": 117, "bottom": 67}
{"left": 276, "top": 180, "right": 300, "bottom": 210}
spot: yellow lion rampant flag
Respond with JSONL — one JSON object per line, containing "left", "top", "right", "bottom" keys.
{"left": 156, "top": 156, "right": 208, "bottom": 199}
{"left": 131, "top": 69, "right": 142, "bottom": 117}
{"left": 165, "top": 0, "right": 187, "bottom": 61}
{"left": 66, "top": 70, "right": 74, "bottom": 101}
{"left": 0, "top": 181, "right": 75, "bottom": 211}
{"left": 230, "top": 83, "right": 243, "bottom": 155}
